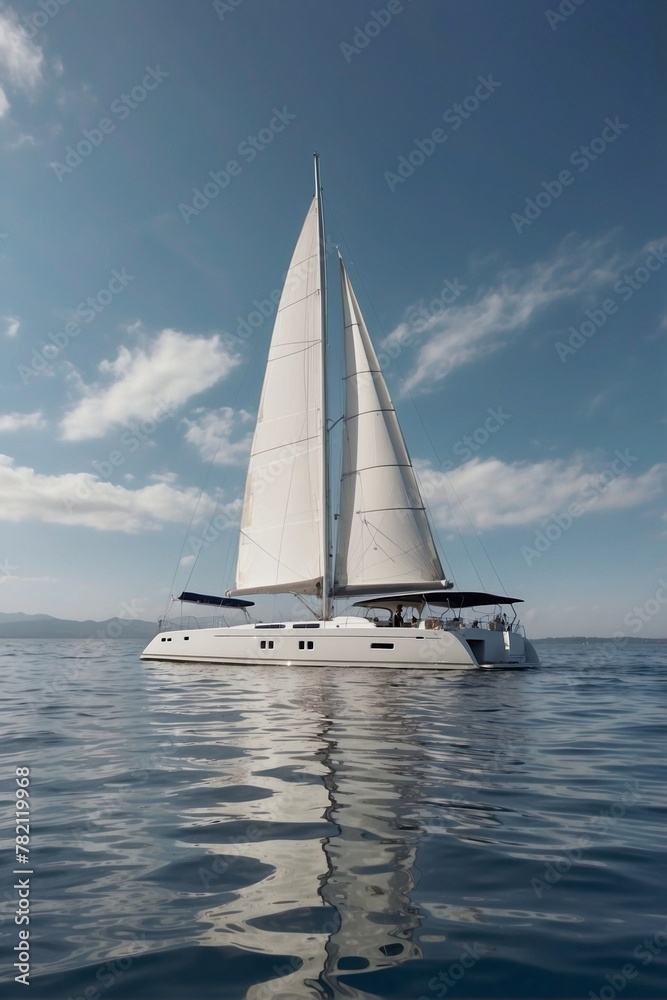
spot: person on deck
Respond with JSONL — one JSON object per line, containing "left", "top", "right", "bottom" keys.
{"left": 393, "top": 605, "right": 404, "bottom": 628}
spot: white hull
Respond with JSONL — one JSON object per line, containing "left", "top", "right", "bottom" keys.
{"left": 141, "top": 619, "right": 538, "bottom": 670}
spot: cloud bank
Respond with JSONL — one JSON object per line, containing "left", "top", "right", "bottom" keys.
{"left": 60, "top": 328, "right": 240, "bottom": 440}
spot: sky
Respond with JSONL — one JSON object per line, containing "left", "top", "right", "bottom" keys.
{"left": 0, "top": 0, "right": 665, "bottom": 638}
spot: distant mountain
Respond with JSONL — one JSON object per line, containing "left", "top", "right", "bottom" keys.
{"left": 0, "top": 615, "right": 660, "bottom": 642}
{"left": 0, "top": 611, "right": 56, "bottom": 623}
{"left": 533, "top": 636, "right": 664, "bottom": 642}
{"left": 0, "top": 612, "right": 157, "bottom": 640}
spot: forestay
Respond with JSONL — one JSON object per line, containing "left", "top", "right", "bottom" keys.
{"left": 333, "top": 256, "right": 445, "bottom": 597}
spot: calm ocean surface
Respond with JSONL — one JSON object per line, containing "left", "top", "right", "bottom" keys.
{"left": 1, "top": 638, "right": 665, "bottom": 1000}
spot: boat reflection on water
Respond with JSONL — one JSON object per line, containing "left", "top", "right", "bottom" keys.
{"left": 311, "top": 711, "right": 424, "bottom": 1000}
{"left": 164, "top": 667, "right": 433, "bottom": 999}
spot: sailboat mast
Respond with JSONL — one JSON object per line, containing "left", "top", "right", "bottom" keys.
{"left": 314, "top": 153, "right": 332, "bottom": 619}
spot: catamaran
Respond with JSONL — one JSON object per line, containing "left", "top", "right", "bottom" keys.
{"left": 141, "top": 156, "right": 539, "bottom": 669}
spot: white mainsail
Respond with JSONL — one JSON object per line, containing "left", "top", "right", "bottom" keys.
{"left": 232, "top": 197, "right": 326, "bottom": 596}
{"left": 334, "top": 256, "right": 446, "bottom": 596}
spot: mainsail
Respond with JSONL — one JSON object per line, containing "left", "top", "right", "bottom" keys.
{"left": 232, "top": 197, "right": 326, "bottom": 596}
{"left": 333, "top": 256, "right": 446, "bottom": 596}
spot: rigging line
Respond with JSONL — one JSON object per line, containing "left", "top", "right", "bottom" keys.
{"left": 324, "top": 190, "right": 460, "bottom": 586}
{"left": 215, "top": 306, "right": 272, "bottom": 596}
{"left": 375, "top": 319, "right": 507, "bottom": 592}
{"left": 237, "top": 528, "right": 311, "bottom": 581}
{"left": 166, "top": 447, "right": 232, "bottom": 611}
{"left": 339, "top": 250, "right": 503, "bottom": 591}
{"left": 276, "top": 289, "right": 318, "bottom": 312}
{"left": 437, "top": 473, "right": 507, "bottom": 594}
{"left": 417, "top": 434, "right": 506, "bottom": 592}
{"left": 166, "top": 305, "right": 266, "bottom": 608}
{"left": 326, "top": 189, "right": 497, "bottom": 592}
{"left": 427, "top": 478, "right": 483, "bottom": 590}
{"left": 270, "top": 399, "right": 322, "bottom": 589}
{"left": 163, "top": 488, "right": 208, "bottom": 622}
{"left": 322, "top": 191, "right": 387, "bottom": 338}
{"left": 358, "top": 514, "right": 433, "bottom": 565}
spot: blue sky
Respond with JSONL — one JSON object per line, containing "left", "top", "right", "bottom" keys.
{"left": 0, "top": 0, "right": 665, "bottom": 637}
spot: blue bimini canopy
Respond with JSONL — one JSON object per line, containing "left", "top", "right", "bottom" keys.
{"left": 177, "top": 591, "right": 254, "bottom": 608}
{"left": 354, "top": 591, "right": 523, "bottom": 610}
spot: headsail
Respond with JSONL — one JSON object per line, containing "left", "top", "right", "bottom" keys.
{"left": 333, "top": 256, "right": 446, "bottom": 597}
{"left": 232, "top": 197, "right": 326, "bottom": 596}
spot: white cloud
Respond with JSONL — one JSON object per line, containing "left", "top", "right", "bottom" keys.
{"left": 59, "top": 328, "right": 240, "bottom": 441}
{"left": 149, "top": 470, "right": 179, "bottom": 485}
{"left": 0, "top": 570, "right": 55, "bottom": 585}
{"left": 8, "top": 131, "right": 37, "bottom": 148}
{"left": 584, "top": 391, "right": 608, "bottom": 416}
{"left": 387, "top": 233, "right": 651, "bottom": 394}
{"left": 0, "top": 410, "right": 45, "bottom": 431}
{"left": 0, "top": 453, "right": 219, "bottom": 533}
{"left": 2, "top": 314, "right": 19, "bottom": 336}
{"left": 183, "top": 407, "right": 253, "bottom": 465}
{"left": 0, "top": 84, "right": 8, "bottom": 116}
{"left": 416, "top": 453, "right": 667, "bottom": 532}
{"left": 0, "top": 6, "right": 44, "bottom": 91}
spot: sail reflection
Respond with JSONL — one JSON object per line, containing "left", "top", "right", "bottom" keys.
{"left": 151, "top": 667, "right": 432, "bottom": 999}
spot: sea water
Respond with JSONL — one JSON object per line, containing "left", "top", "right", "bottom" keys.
{"left": 1, "top": 638, "right": 665, "bottom": 999}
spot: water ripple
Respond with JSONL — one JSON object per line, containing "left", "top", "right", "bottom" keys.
{"left": 0, "top": 638, "right": 665, "bottom": 998}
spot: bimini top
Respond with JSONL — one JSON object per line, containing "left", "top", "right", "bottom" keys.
{"left": 177, "top": 591, "right": 255, "bottom": 608}
{"left": 354, "top": 591, "right": 523, "bottom": 610}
